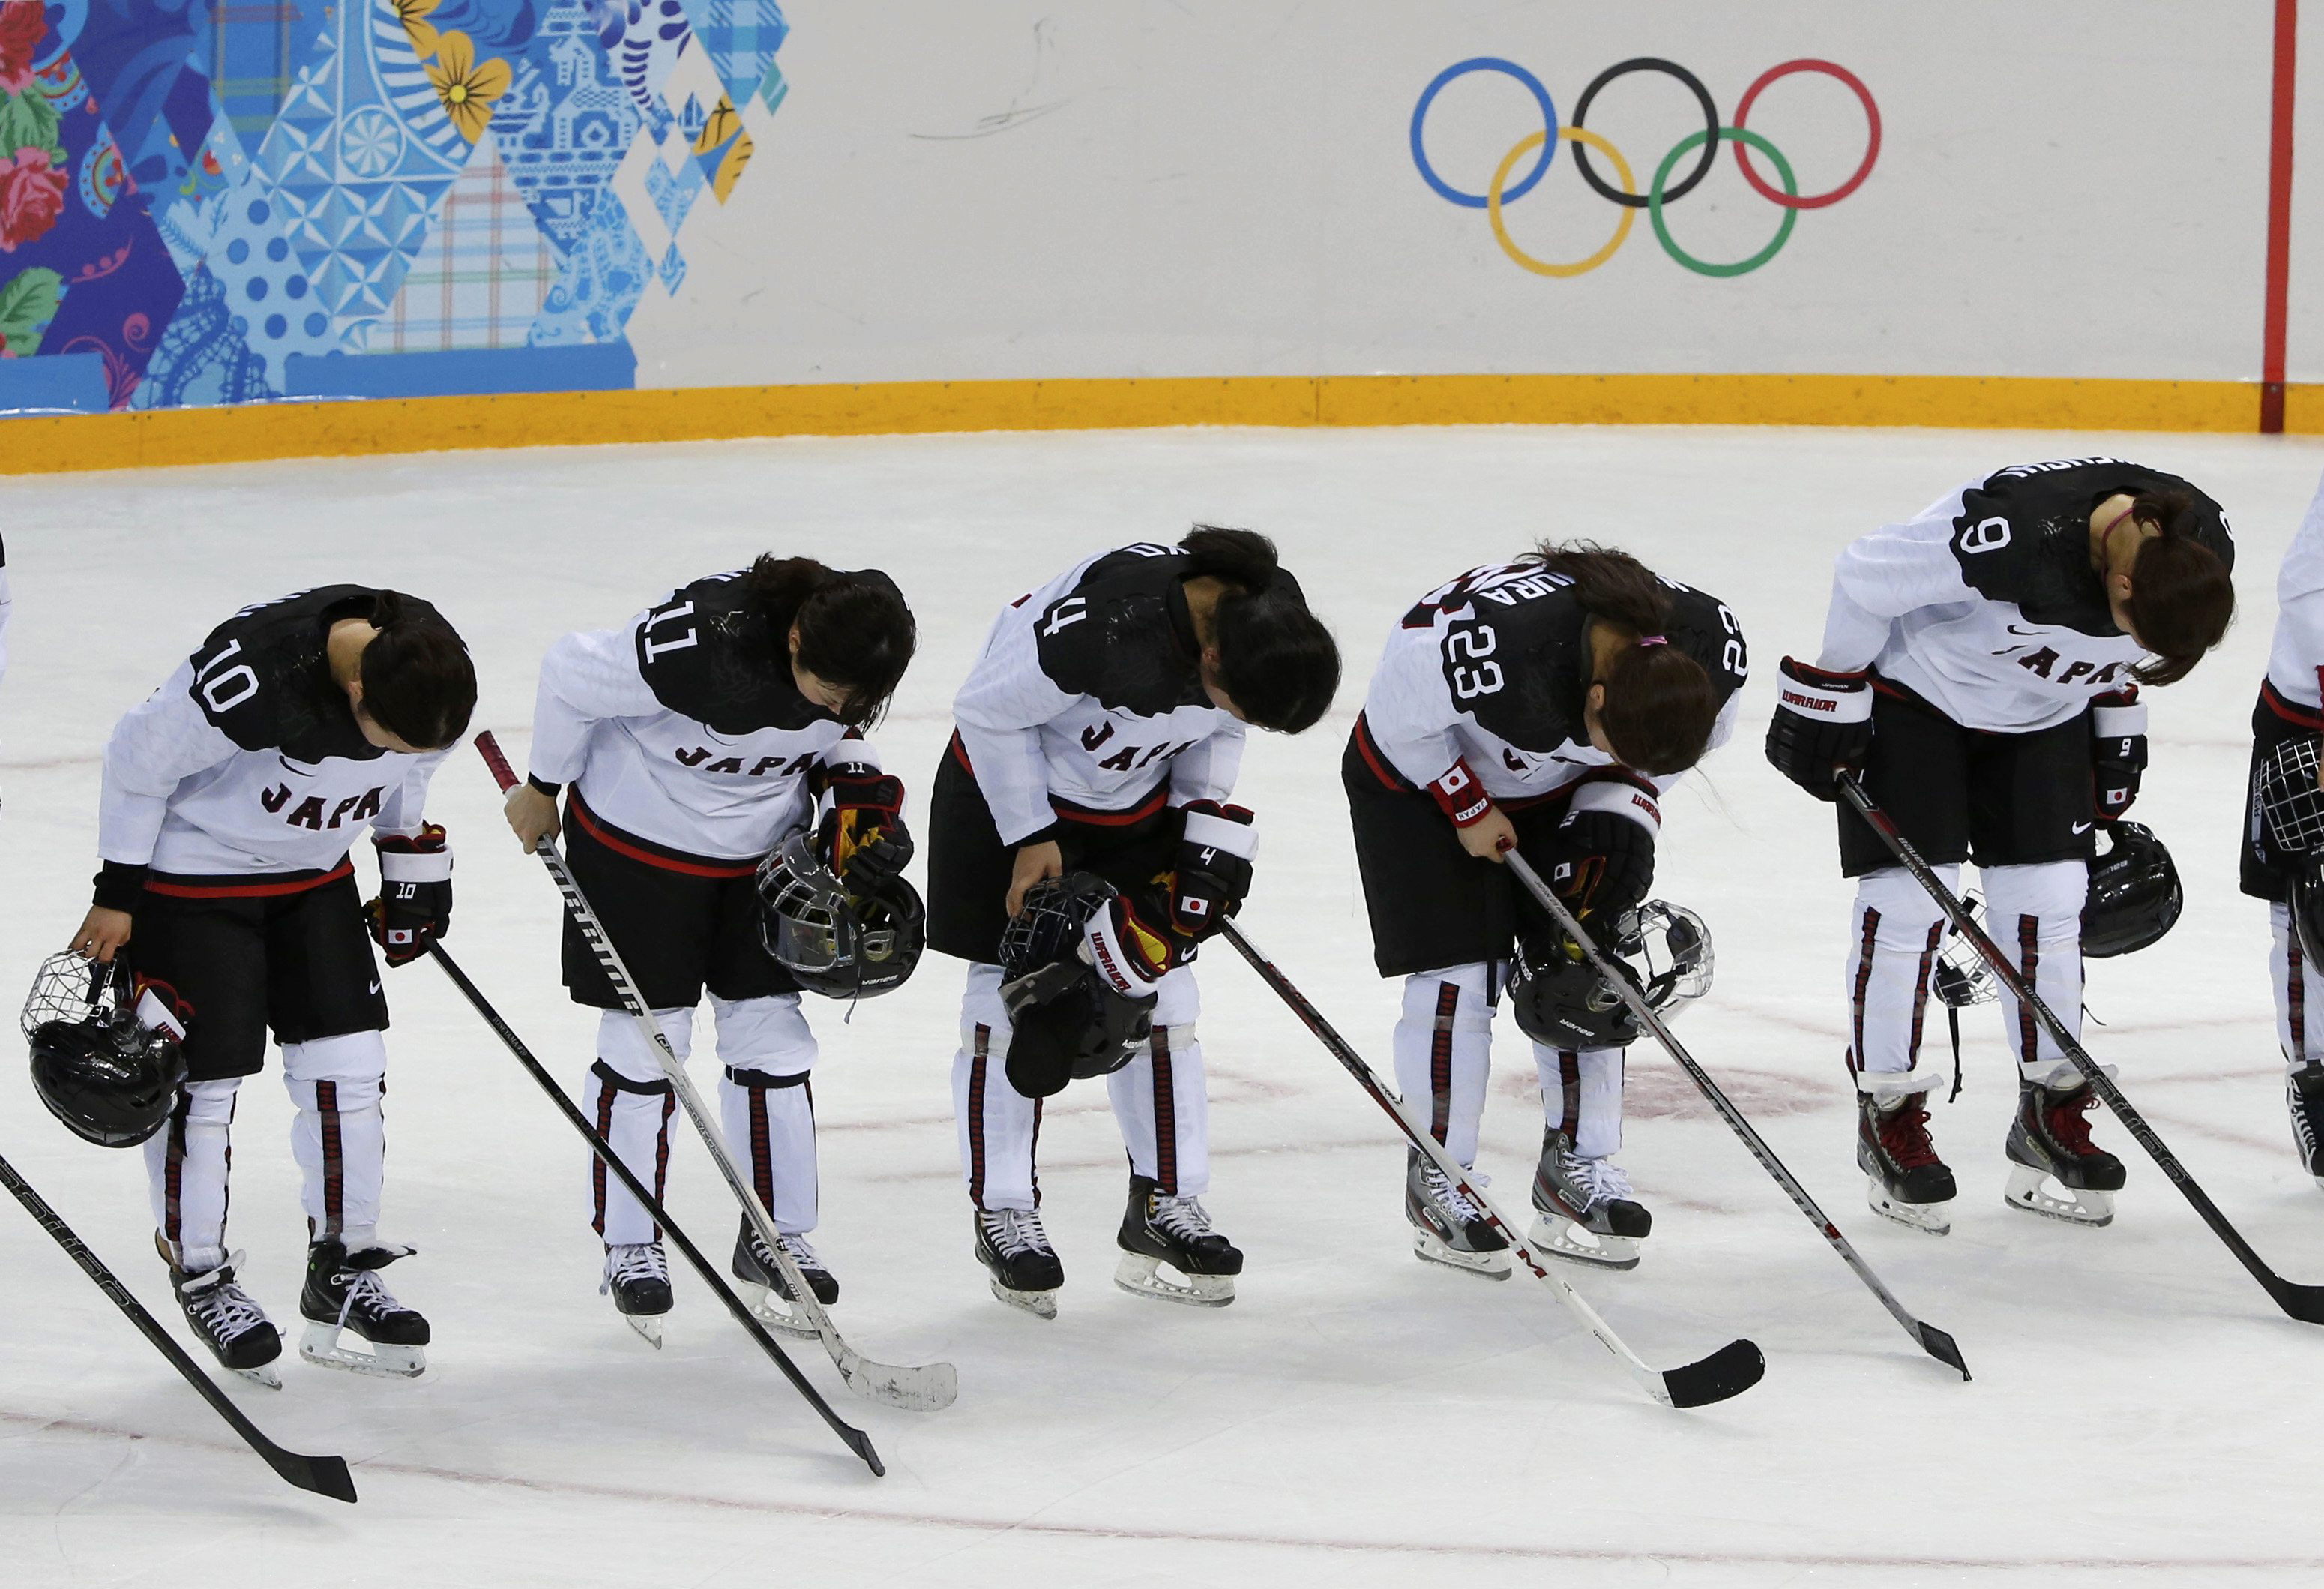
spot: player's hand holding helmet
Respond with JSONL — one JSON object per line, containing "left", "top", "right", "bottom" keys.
{"left": 817, "top": 762, "right": 913, "bottom": 891}
{"left": 998, "top": 874, "right": 1178, "bottom": 1099}
{"left": 21, "top": 952, "right": 190, "bottom": 1148}
{"left": 757, "top": 826, "right": 926, "bottom": 999}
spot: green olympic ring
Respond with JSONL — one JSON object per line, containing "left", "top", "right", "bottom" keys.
{"left": 1651, "top": 127, "right": 1796, "bottom": 277}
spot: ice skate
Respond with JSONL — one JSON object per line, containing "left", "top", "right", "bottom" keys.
{"left": 164, "top": 1240, "right": 283, "bottom": 1389}
{"left": 732, "top": 1219, "right": 837, "bottom": 1337}
{"left": 1527, "top": 1130, "right": 1649, "bottom": 1270}
{"left": 975, "top": 1207, "right": 1063, "bottom": 1318}
{"left": 1404, "top": 1150, "right": 1511, "bottom": 1279}
{"left": 603, "top": 1240, "right": 672, "bottom": 1348}
{"left": 2289, "top": 1061, "right": 2324, "bottom": 1189}
{"left": 1115, "top": 1174, "right": 1241, "bottom": 1306}
{"left": 1858, "top": 1093, "right": 1957, "bottom": 1236}
{"left": 2005, "top": 1077, "right": 2125, "bottom": 1226}
{"left": 298, "top": 1240, "right": 430, "bottom": 1378}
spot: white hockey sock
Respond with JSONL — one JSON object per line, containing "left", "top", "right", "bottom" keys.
{"left": 1391, "top": 964, "right": 1496, "bottom": 1166}
{"left": 1533, "top": 1045, "right": 1626, "bottom": 1159}
{"left": 2272, "top": 901, "right": 2315, "bottom": 1069}
{"left": 1984, "top": 860, "right": 2088, "bottom": 1082}
{"left": 145, "top": 1078, "right": 238, "bottom": 1273}
{"left": 283, "top": 1030, "right": 388, "bottom": 1250}
{"left": 1843, "top": 865, "right": 1954, "bottom": 1093}
{"left": 954, "top": 964, "right": 1040, "bottom": 1213}
{"left": 585, "top": 1007, "right": 692, "bottom": 1248}
{"left": 714, "top": 985, "right": 822, "bottom": 1234}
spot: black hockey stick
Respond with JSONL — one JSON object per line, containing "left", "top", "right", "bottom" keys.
{"left": 1502, "top": 850, "right": 1970, "bottom": 1379}
{"left": 427, "top": 946, "right": 884, "bottom": 1477}
{"left": 475, "top": 732, "right": 957, "bottom": 1411}
{"left": 1220, "top": 920, "right": 1764, "bottom": 1408}
{"left": 1840, "top": 772, "right": 2324, "bottom": 1325}
{"left": 0, "top": 1147, "right": 357, "bottom": 1502}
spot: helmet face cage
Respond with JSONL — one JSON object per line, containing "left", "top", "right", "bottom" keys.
{"left": 22, "top": 951, "right": 127, "bottom": 1039}
{"left": 1613, "top": 901, "right": 1714, "bottom": 1018}
{"left": 999, "top": 874, "right": 1117, "bottom": 982}
{"left": 2260, "top": 736, "right": 2324, "bottom": 856}
{"left": 22, "top": 952, "right": 187, "bottom": 1149}
{"left": 1932, "top": 891, "right": 1999, "bottom": 1010}
{"left": 755, "top": 829, "right": 924, "bottom": 997}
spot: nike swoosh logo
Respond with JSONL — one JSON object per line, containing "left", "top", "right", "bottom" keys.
{"left": 2071, "top": 822, "right": 2092, "bottom": 834}
{"left": 2006, "top": 625, "right": 2045, "bottom": 637}
{"left": 367, "top": 980, "right": 382, "bottom": 995}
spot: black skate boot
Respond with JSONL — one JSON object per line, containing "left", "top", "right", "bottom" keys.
{"left": 2005, "top": 1077, "right": 2126, "bottom": 1226}
{"left": 603, "top": 1240, "right": 673, "bottom": 1348}
{"left": 1116, "top": 1174, "right": 1241, "bottom": 1306}
{"left": 1405, "top": 1149, "right": 1511, "bottom": 1279}
{"left": 299, "top": 1240, "right": 430, "bottom": 1378}
{"left": 163, "top": 1239, "right": 283, "bottom": 1389}
{"left": 975, "top": 1206, "right": 1064, "bottom": 1319}
{"left": 1528, "top": 1129, "right": 1650, "bottom": 1270}
{"left": 732, "top": 1219, "right": 837, "bottom": 1336}
{"left": 2289, "top": 1061, "right": 2324, "bottom": 1189}
{"left": 1858, "top": 1093, "right": 1957, "bottom": 1235}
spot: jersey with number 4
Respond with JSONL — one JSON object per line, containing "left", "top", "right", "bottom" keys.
{"left": 953, "top": 544, "right": 1243, "bottom": 845}
{"left": 100, "top": 586, "right": 448, "bottom": 877}
{"left": 1361, "top": 562, "right": 1748, "bottom": 802}
{"left": 1815, "top": 458, "right": 2234, "bottom": 733}
{"left": 528, "top": 570, "right": 890, "bottom": 861}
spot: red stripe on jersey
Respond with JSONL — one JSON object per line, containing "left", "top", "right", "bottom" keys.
{"left": 145, "top": 861, "right": 354, "bottom": 898}
{"left": 569, "top": 792, "right": 758, "bottom": 878}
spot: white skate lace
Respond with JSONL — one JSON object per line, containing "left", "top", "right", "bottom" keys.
{"left": 1421, "top": 1165, "right": 1487, "bottom": 1225}
{"left": 603, "top": 1242, "right": 668, "bottom": 1294}
{"left": 182, "top": 1257, "right": 268, "bottom": 1339}
{"left": 336, "top": 1267, "right": 400, "bottom": 1330}
{"left": 775, "top": 1232, "right": 822, "bottom": 1271}
{"left": 981, "top": 1207, "right": 1053, "bottom": 1258}
{"left": 1149, "top": 1193, "right": 1217, "bottom": 1243}
{"left": 1561, "top": 1150, "right": 1634, "bottom": 1213}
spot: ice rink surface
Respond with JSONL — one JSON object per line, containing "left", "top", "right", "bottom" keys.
{"left": 4, "top": 423, "right": 2324, "bottom": 1588}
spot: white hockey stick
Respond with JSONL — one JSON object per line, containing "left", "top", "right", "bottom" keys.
{"left": 478, "top": 733, "right": 958, "bottom": 1411}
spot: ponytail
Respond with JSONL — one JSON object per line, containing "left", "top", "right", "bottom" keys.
{"left": 743, "top": 555, "right": 917, "bottom": 727}
{"left": 1523, "top": 541, "right": 1718, "bottom": 776}
{"left": 358, "top": 590, "right": 477, "bottom": 750}
{"left": 1178, "top": 525, "right": 1340, "bottom": 733}
{"left": 2121, "top": 487, "right": 2233, "bottom": 686}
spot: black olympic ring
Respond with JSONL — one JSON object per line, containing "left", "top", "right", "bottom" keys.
{"left": 1568, "top": 58, "right": 1719, "bottom": 211}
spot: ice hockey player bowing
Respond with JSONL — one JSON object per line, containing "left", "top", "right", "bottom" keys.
{"left": 504, "top": 558, "right": 916, "bottom": 1341}
{"left": 65, "top": 588, "right": 478, "bottom": 1384}
{"left": 1347, "top": 543, "right": 1746, "bottom": 1274}
{"left": 1768, "top": 459, "right": 2233, "bottom": 1234}
{"left": 929, "top": 527, "right": 1340, "bottom": 1316}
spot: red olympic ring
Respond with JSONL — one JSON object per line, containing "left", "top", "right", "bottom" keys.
{"left": 1731, "top": 59, "right": 1881, "bottom": 211}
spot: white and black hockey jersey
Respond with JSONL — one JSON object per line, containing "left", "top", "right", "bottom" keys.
{"left": 2264, "top": 469, "right": 2324, "bottom": 724}
{"left": 526, "top": 569, "right": 888, "bottom": 862}
{"left": 1358, "top": 562, "right": 1747, "bottom": 823}
{"left": 1816, "top": 458, "right": 2235, "bottom": 733}
{"left": 97, "top": 586, "right": 448, "bottom": 896}
{"left": 953, "top": 544, "right": 1244, "bottom": 845}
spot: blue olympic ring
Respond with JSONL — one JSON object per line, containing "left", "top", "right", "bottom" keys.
{"left": 1408, "top": 58, "right": 1559, "bottom": 210}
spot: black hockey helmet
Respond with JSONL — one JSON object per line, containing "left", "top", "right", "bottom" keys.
{"left": 998, "top": 873, "right": 1156, "bottom": 1099}
{"left": 1508, "top": 901, "right": 1712, "bottom": 1051}
{"left": 756, "top": 829, "right": 925, "bottom": 999}
{"left": 20, "top": 953, "right": 187, "bottom": 1149}
{"left": 2081, "top": 822, "right": 2182, "bottom": 958}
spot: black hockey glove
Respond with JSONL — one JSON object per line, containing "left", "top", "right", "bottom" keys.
{"left": 1544, "top": 799, "right": 1656, "bottom": 928}
{"left": 1167, "top": 800, "right": 1257, "bottom": 942}
{"left": 818, "top": 763, "right": 913, "bottom": 892}
{"left": 2090, "top": 688, "right": 2147, "bottom": 823}
{"left": 1765, "top": 657, "right": 1873, "bottom": 800}
{"left": 368, "top": 824, "right": 451, "bottom": 967}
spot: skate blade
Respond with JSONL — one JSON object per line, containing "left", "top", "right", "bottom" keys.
{"left": 621, "top": 1312, "right": 665, "bottom": 1349}
{"left": 989, "top": 1276, "right": 1059, "bottom": 1320}
{"left": 2004, "top": 1163, "right": 2115, "bottom": 1227}
{"left": 738, "top": 1279, "right": 819, "bottom": 1339}
{"left": 1525, "top": 1214, "right": 1640, "bottom": 1271}
{"left": 1113, "top": 1250, "right": 1235, "bottom": 1307}
{"left": 299, "top": 1321, "right": 426, "bottom": 1378}
{"left": 1410, "top": 1228, "right": 1513, "bottom": 1279}
{"left": 1866, "top": 1175, "right": 1953, "bottom": 1236}
{"left": 231, "top": 1363, "right": 283, "bottom": 1390}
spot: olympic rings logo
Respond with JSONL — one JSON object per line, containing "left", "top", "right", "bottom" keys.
{"left": 1409, "top": 57, "right": 1880, "bottom": 277}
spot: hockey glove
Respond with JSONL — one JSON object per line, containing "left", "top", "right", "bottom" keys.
{"left": 1167, "top": 801, "right": 1258, "bottom": 941}
{"left": 1544, "top": 787, "right": 1658, "bottom": 928}
{"left": 367, "top": 824, "right": 451, "bottom": 967}
{"left": 1765, "top": 657, "right": 1873, "bottom": 800}
{"left": 2090, "top": 688, "right": 2147, "bottom": 823}
{"left": 818, "top": 763, "right": 913, "bottom": 892}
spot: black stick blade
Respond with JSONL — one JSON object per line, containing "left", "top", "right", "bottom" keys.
{"left": 1917, "top": 1322, "right": 1972, "bottom": 1381}
{"left": 264, "top": 1447, "right": 357, "bottom": 1503}
{"left": 2267, "top": 1277, "right": 2324, "bottom": 1326}
{"left": 841, "top": 1426, "right": 885, "bottom": 1477}
{"left": 1660, "top": 1339, "right": 1765, "bottom": 1409}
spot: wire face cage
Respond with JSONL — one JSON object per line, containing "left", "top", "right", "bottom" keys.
{"left": 2260, "top": 735, "right": 2324, "bottom": 856}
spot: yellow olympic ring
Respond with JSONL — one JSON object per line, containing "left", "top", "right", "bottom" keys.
{"left": 1487, "top": 126, "right": 1634, "bottom": 278}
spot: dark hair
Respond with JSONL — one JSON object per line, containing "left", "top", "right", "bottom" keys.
{"left": 744, "top": 555, "right": 917, "bottom": 727}
{"left": 1522, "top": 541, "right": 1717, "bottom": 776}
{"left": 359, "top": 592, "right": 477, "bottom": 750}
{"left": 1179, "top": 525, "right": 1340, "bottom": 733}
{"left": 2121, "top": 487, "right": 2234, "bottom": 686}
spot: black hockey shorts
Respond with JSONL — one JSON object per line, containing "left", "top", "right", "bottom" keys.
{"left": 2241, "top": 682, "right": 2320, "bottom": 904}
{"left": 561, "top": 790, "right": 800, "bottom": 1012}
{"left": 926, "top": 736, "right": 1179, "bottom": 965}
{"left": 1343, "top": 722, "right": 1576, "bottom": 979}
{"left": 1836, "top": 682, "right": 2098, "bottom": 879}
{"left": 126, "top": 866, "right": 388, "bottom": 1083}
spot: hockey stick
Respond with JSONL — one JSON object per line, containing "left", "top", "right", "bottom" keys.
{"left": 0, "top": 1147, "right": 357, "bottom": 1502}
{"left": 1839, "top": 772, "right": 2324, "bottom": 1325}
{"left": 475, "top": 733, "right": 959, "bottom": 1411}
{"left": 1501, "top": 850, "right": 1970, "bottom": 1379}
{"left": 427, "top": 946, "right": 884, "bottom": 1475}
{"left": 1218, "top": 920, "right": 1763, "bottom": 1409}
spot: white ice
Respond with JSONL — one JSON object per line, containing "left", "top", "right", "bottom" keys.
{"left": 3, "top": 424, "right": 2323, "bottom": 1588}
